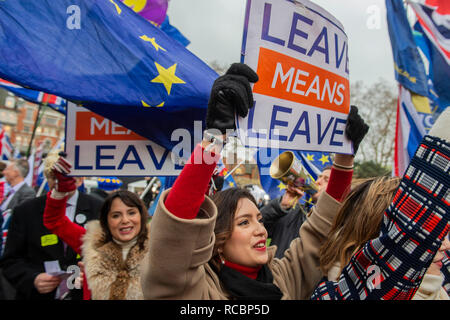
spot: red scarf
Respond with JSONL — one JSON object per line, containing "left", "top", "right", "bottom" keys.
{"left": 224, "top": 260, "right": 262, "bottom": 280}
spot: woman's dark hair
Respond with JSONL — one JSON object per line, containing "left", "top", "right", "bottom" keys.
{"left": 210, "top": 187, "right": 258, "bottom": 269}
{"left": 99, "top": 190, "right": 149, "bottom": 249}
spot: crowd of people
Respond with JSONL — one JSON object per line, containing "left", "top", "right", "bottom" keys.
{"left": 0, "top": 63, "right": 448, "bottom": 301}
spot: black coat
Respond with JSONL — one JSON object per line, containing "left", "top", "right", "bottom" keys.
{"left": 0, "top": 192, "right": 103, "bottom": 300}
{"left": 261, "top": 197, "right": 309, "bottom": 259}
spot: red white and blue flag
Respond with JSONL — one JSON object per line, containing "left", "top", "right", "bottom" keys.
{"left": 387, "top": 0, "right": 449, "bottom": 176}
{"left": 0, "top": 78, "right": 66, "bottom": 114}
{"left": 393, "top": 85, "right": 428, "bottom": 176}
{"left": 0, "top": 124, "right": 13, "bottom": 161}
{"left": 410, "top": 0, "right": 450, "bottom": 65}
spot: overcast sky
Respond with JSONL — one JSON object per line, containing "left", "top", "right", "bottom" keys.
{"left": 167, "top": 0, "right": 396, "bottom": 88}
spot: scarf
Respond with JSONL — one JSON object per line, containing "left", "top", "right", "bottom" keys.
{"left": 218, "top": 263, "right": 283, "bottom": 300}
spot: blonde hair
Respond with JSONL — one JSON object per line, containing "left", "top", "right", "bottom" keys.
{"left": 43, "top": 151, "right": 60, "bottom": 181}
{"left": 319, "top": 176, "right": 401, "bottom": 277}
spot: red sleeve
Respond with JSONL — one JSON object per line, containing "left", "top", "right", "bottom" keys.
{"left": 83, "top": 274, "right": 91, "bottom": 300}
{"left": 325, "top": 167, "right": 353, "bottom": 202}
{"left": 43, "top": 191, "right": 86, "bottom": 254}
{"left": 165, "top": 143, "right": 220, "bottom": 219}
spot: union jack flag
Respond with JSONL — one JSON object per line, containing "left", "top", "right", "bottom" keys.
{"left": 410, "top": 0, "right": 450, "bottom": 65}
{"left": 0, "top": 124, "right": 13, "bottom": 161}
{"left": 0, "top": 78, "right": 66, "bottom": 114}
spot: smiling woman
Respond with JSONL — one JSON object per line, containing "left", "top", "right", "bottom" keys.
{"left": 43, "top": 161, "right": 151, "bottom": 300}
{"left": 139, "top": 63, "right": 368, "bottom": 300}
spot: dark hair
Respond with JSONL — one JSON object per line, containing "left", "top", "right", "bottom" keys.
{"left": 210, "top": 187, "right": 258, "bottom": 269}
{"left": 0, "top": 161, "right": 6, "bottom": 178}
{"left": 99, "top": 190, "right": 149, "bottom": 249}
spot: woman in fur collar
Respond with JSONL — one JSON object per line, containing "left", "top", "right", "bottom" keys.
{"left": 43, "top": 157, "right": 150, "bottom": 300}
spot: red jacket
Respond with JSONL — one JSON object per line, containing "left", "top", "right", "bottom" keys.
{"left": 43, "top": 192, "right": 91, "bottom": 300}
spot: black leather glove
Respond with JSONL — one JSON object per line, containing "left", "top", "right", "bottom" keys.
{"left": 206, "top": 63, "right": 259, "bottom": 133}
{"left": 345, "top": 105, "right": 369, "bottom": 156}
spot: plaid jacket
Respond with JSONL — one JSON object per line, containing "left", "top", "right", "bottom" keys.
{"left": 311, "top": 135, "right": 450, "bottom": 300}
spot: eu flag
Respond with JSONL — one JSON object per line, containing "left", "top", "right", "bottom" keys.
{"left": 256, "top": 148, "right": 331, "bottom": 201}
{"left": 385, "top": 0, "right": 429, "bottom": 97}
{"left": 0, "top": 0, "right": 218, "bottom": 151}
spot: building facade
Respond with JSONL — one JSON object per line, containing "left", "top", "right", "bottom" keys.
{"left": 0, "top": 89, "right": 65, "bottom": 156}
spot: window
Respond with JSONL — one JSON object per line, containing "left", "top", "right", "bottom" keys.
{"left": 25, "top": 108, "right": 34, "bottom": 121}
{"left": 44, "top": 116, "right": 58, "bottom": 126}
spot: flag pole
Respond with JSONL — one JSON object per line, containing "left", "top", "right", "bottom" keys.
{"left": 26, "top": 103, "right": 47, "bottom": 159}
{"left": 36, "top": 177, "right": 47, "bottom": 197}
{"left": 140, "top": 177, "right": 157, "bottom": 200}
{"left": 224, "top": 157, "right": 247, "bottom": 180}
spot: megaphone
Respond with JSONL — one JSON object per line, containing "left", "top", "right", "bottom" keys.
{"left": 269, "top": 151, "right": 319, "bottom": 196}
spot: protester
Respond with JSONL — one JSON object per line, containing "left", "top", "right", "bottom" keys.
{"left": 412, "top": 236, "right": 450, "bottom": 300}
{"left": 140, "top": 63, "right": 368, "bottom": 300}
{"left": 318, "top": 175, "right": 449, "bottom": 300}
{"left": 0, "top": 159, "right": 36, "bottom": 254}
{"left": 311, "top": 107, "right": 450, "bottom": 299}
{"left": 0, "top": 152, "right": 101, "bottom": 299}
{"left": 261, "top": 166, "right": 331, "bottom": 258}
{"left": 43, "top": 157, "right": 150, "bottom": 300}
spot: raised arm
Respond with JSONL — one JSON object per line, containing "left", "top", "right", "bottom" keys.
{"left": 43, "top": 157, "right": 85, "bottom": 254}
{"left": 141, "top": 63, "right": 259, "bottom": 299}
{"left": 270, "top": 106, "right": 369, "bottom": 299}
{"left": 311, "top": 108, "right": 450, "bottom": 300}
{"left": 164, "top": 63, "right": 259, "bottom": 220}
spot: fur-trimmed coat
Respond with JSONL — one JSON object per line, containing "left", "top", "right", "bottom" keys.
{"left": 82, "top": 220, "right": 150, "bottom": 300}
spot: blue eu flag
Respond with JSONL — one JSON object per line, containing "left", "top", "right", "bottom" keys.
{"left": 0, "top": 0, "right": 218, "bottom": 151}
{"left": 385, "top": 0, "right": 429, "bottom": 97}
{"left": 256, "top": 148, "right": 331, "bottom": 201}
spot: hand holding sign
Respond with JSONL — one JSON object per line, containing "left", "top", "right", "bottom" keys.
{"left": 206, "top": 63, "right": 259, "bottom": 133}
{"left": 52, "top": 153, "right": 77, "bottom": 194}
{"left": 345, "top": 105, "right": 369, "bottom": 156}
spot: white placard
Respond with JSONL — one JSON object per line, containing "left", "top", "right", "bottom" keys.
{"left": 238, "top": 0, "right": 352, "bottom": 154}
{"left": 65, "top": 102, "right": 182, "bottom": 176}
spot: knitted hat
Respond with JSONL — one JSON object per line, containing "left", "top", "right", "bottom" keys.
{"left": 96, "top": 177, "right": 122, "bottom": 191}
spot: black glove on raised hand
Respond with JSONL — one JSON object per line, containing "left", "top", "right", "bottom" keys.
{"left": 345, "top": 105, "right": 369, "bottom": 156}
{"left": 206, "top": 63, "right": 259, "bottom": 133}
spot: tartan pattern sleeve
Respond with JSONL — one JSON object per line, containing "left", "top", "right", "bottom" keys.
{"left": 311, "top": 135, "right": 450, "bottom": 300}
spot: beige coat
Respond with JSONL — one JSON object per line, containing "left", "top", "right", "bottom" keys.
{"left": 140, "top": 189, "right": 341, "bottom": 300}
{"left": 82, "top": 221, "right": 150, "bottom": 300}
{"left": 412, "top": 274, "right": 449, "bottom": 300}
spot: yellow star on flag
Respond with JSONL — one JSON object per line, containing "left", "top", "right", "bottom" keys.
{"left": 141, "top": 100, "right": 164, "bottom": 108}
{"left": 228, "top": 182, "right": 235, "bottom": 187}
{"left": 109, "top": 0, "right": 122, "bottom": 14}
{"left": 319, "top": 154, "right": 330, "bottom": 165}
{"left": 306, "top": 153, "right": 314, "bottom": 161}
{"left": 277, "top": 182, "right": 287, "bottom": 191}
{"left": 123, "top": 0, "right": 146, "bottom": 12}
{"left": 140, "top": 35, "right": 166, "bottom": 52}
{"left": 151, "top": 62, "right": 186, "bottom": 95}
